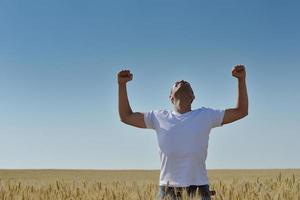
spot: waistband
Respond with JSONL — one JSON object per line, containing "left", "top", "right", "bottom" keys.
{"left": 160, "top": 184, "right": 209, "bottom": 190}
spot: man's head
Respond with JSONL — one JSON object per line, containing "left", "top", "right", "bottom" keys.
{"left": 169, "top": 80, "right": 195, "bottom": 107}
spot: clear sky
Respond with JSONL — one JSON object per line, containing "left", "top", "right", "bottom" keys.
{"left": 0, "top": 0, "right": 299, "bottom": 169}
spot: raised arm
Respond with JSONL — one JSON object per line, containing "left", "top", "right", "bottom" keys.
{"left": 222, "top": 64, "right": 249, "bottom": 125}
{"left": 118, "top": 70, "right": 147, "bottom": 128}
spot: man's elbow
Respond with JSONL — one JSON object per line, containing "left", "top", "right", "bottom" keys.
{"left": 120, "top": 119, "right": 128, "bottom": 124}
{"left": 241, "top": 110, "right": 248, "bottom": 118}
{"left": 120, "top": 110, "right": 135, "bottom": 125}
{"left": 236, "top": 108, "right": 248, "bottom": 119}
{"left": 119, "top": 115, "right": 128, "bottom": 124}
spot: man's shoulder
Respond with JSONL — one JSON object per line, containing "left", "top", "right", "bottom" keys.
{"left": 145, "top": 109, "right": 170, "bottom": 115}
{"left": 154, "top": 109, "right": 171, "bottom": 115}
{"left": 150, "top": 107, "right": 211, "bottom": 115}
{"left": 194, "top": 106, "right": 210, "bottom": 112}
{"left": 147, "top": 107, "right": 221, "bottom": 116}
{"left": 194, "top": 106, "right": 223, "bottom": 115}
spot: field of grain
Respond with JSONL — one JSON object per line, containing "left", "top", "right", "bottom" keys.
{"left": 0, "top": 169, "right": 299, "bottom": 200}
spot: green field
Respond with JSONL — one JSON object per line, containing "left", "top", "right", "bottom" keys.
{"left": 0, "top": 169, "right": 299, "bottom": 199}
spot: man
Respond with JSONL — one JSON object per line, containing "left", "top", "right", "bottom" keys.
{"left": 118, "top": 65, "right": 248, "bottom": 200}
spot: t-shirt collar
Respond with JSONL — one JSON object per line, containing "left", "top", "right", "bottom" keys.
{"left": 172, "top": 109, "right": 193, "bottom": 116}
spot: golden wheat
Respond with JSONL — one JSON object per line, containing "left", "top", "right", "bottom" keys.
{"left": 0, "top": 169, "right": 299, "bottom": 200}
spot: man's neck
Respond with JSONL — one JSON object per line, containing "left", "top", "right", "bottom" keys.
{"left": 174, "top": 105, "right": 192, "bottom": 114}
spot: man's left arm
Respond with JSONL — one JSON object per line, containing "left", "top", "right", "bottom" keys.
{"left": 222, "top": 64, "right": 249, "bottom": 125}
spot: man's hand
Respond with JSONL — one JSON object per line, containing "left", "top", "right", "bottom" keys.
{"left": 118, "top": 70, "right": 133, "bottom": 85}
{"left": 232, "top": 64, "right": 246, "bottom": 79}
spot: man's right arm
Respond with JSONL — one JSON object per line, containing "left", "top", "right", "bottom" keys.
{"left": 118, "top": 70, "right": 147, "bottom": 128}
{"left": 222, "top": 64, "right": 248, "bottom": 125}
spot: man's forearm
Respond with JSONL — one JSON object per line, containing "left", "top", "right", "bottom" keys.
{"left": 237, "top": 78, "right": 248, "bottom": 114}
{"left": 118, "top": 83, "right": 133, "bottom": 121}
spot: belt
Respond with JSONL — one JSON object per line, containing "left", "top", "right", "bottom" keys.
{"left": 160, "top": 185, "right": 215, "bottom": 196}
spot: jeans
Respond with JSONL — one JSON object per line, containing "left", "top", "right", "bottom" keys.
{"left": 157, "top": 184, "right": 211, "bottom": 200}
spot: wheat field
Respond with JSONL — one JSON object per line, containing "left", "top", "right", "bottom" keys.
{"left": 0, "top": 169, "right": 299, "bottom": 200}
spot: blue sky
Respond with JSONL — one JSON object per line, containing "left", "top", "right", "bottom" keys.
{"left": 0, "top": 0, "right": 299, "bottom": 169}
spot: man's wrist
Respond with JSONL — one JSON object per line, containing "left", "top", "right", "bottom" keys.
{"left": 238, "top": 77, "right": 246, "bottom": 82}
{"left": 118, "top": 82, "right": 127, "bottom": 86}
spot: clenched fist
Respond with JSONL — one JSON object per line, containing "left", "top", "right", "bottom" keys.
{"left": 118, "top": 70, "right": 133, "bottom": 85}
{"left": 232, "top": 64, "right": 246, "bottom": 79}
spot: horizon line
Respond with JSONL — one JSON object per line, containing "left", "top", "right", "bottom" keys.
{"left": 0, "top": 168, "right": 299, "bottom": 171}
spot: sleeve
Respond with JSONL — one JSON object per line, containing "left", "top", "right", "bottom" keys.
{"left": 143, "top": 110, "right": 157, "bottom": 130}
{"left": 207, "top": 107, "right": 225, "bottom": 128}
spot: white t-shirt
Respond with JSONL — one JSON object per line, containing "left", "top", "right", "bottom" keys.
{"left": 144, "top": 107, "right": 225, "bottom": 187}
